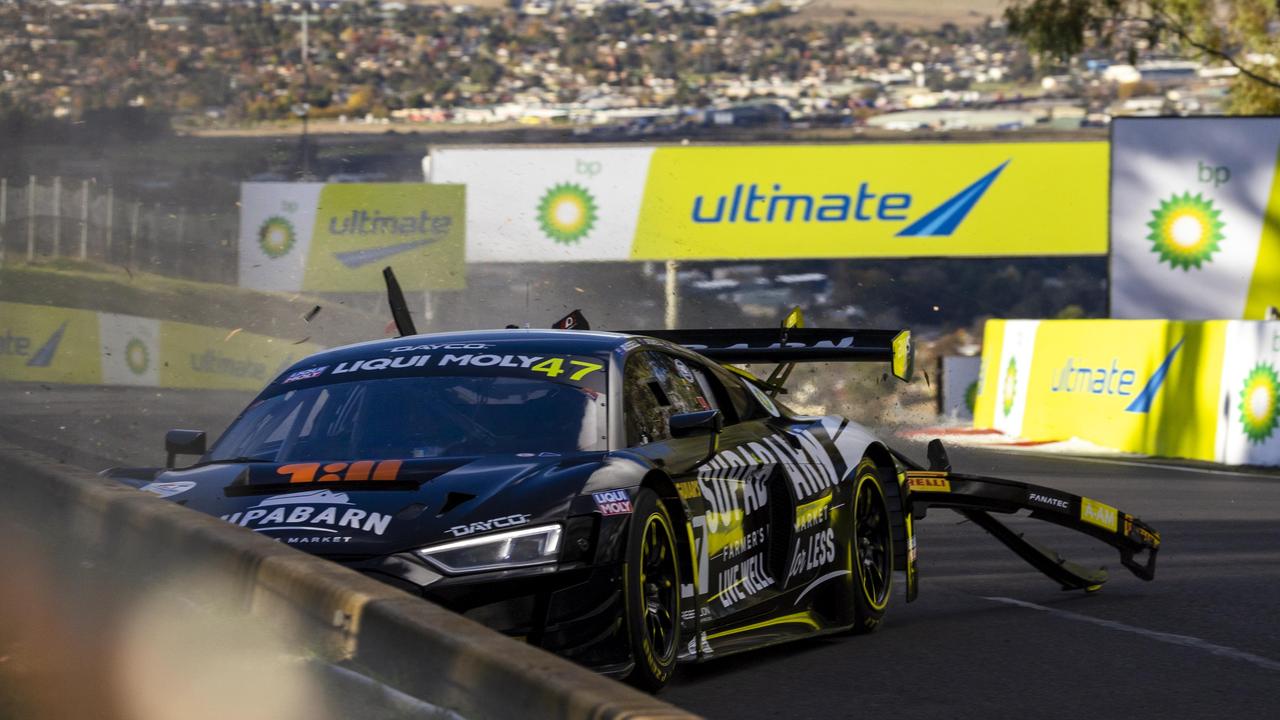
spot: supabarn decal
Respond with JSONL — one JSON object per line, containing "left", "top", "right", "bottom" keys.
{"left": 693, "top": 426, "right": 850, "bottom": 615}
{"left": 221, "top": 490, "right": 392, "bottom": 542}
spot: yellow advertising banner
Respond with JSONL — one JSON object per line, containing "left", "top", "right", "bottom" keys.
{"left": 160, "top": 322, "right": 324, "bottom": 392}
{"left": 632, "top": 142, "right": 1108, "bottom": 260}
{"left": 975, "top": 318, "right": 1229, "bottom": 461}
{"left": 240, "top": 183, "right": 466, "bottom": 293}
{"left": 0, "top": 302, "right": 102, "bottom": 384}
{"left": 305, "top": 183, "right": 466, "bottom": 292}
{"left": 0, "top": 302, "right": 323, "bottom": 391}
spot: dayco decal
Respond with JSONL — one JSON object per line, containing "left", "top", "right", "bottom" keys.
{"left": 1081, "top": 497, "right": 1118, "bottom": 531}
{"left": 592, "top": 490, "right": 633, "bottom": 516}
{"left": 447, "top": 513, "right": 531, "bottom": 537}
{"left": 390, "top": 343, "right": 492, "bottom": 352}
{"left": 221, "top": 490, "right": 392, "bottom": 537}
{"left": 1028, "top": 492, "right": 1070, "bottom": 511}
{"left": 1049, "top": 339, "right": 1184, "bottom": 414}
{"left": 140, "top": 481, "right": 196, "bottom": 499}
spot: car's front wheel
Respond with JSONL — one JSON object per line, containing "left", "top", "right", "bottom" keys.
{"left": 622, "top": 488, "right": 681, "bottom": 692}
{"left": 850, "top": 458, "right": 893, "bottom": 633}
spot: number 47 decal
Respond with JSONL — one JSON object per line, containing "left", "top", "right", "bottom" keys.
{"left": 531, "top": 358, "right": 603, "bottom": 381}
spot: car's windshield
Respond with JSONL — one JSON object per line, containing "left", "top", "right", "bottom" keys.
{"left": 207, "top": 375, "right": 605, "bottom": 462}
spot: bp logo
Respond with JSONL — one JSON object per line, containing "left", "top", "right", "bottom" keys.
{"left": 537, "top": 183, "right": 597, "bottom": 245}
{"left": 964, "top": 380, "right": 978, "bottom": 416}
{"left": 1146, "top": 192, "right": 1225, "bottom": 270}
{"left": 1001, "top": 358, "right": 1017, "bottom": 417}
{"left": 125, "top": 337, "right": 150, "bottom": 376}
{"left": 258, "top": 216, "right": 297, "bottom": 259}
{"left": 1239, "top": 363, "right": 1279, "bottom": 444}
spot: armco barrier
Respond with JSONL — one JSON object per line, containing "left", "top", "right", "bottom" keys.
{"left": 0, "top": 440, "right": 696, "bottom": 720}
{"left": 973, "top": 318, "right": 1280, "bottom": 466}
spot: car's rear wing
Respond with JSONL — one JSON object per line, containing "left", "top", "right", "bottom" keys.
{"left": 627, "top": 327, "right": 915, "bottom": 383}
{"left": 897, "top": 441, "right": 1160, "bottom": 598}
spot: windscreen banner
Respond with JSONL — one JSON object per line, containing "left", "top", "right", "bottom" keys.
{"left": 428, "top": 143, "right": 1108, "bottom": 262}
{"left": 1111, "top": 118, "right": 1280, "bottom": 319}
{"left": 238, "top": 183, "right": 465, "bottom": 292}
{"left": 0, "top": 301, "right": 322, "bottom": 391}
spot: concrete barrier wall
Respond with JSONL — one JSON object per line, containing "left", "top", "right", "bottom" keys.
{"left": 0, "top": 440, "right": 695, "bottom": 720}
{"left": 973, "top": 319, "right": 1280, "bottom": 466}
{"left": 0, "top": 300, "right": 323, "bottom": 390}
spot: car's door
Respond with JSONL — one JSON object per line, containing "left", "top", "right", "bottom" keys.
{"left": 622, "top": 349, "right": 788, "bottom": 627}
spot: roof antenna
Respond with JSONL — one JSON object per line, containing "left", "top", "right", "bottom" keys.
{"left": 383, "top": 266, "right": 418, "bottom": 338}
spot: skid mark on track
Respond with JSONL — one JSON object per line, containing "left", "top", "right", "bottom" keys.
{"left": 984, "top": 596, "right": 1280, "bottom": 673}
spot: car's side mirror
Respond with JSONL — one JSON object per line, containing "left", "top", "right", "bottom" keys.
{"left": 670, "top": 409, "right": 723, "bottom": 438}
{"left": 669, "top": 410, "right": 723, "bottom": 468}
{"left": 165, "top": 429, "right": 206, "bottom": 469}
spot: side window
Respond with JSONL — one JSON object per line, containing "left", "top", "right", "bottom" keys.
{"left": 624, "top": 351, "right": 673, "bottom": 446}
{"left": 654, "top": 354, "right": 714, "bottom": 413}
{"left": 711, "top": 365, "right": 777, "bottom": 421}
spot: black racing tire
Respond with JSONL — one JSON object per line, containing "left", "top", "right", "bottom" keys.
{"left": 850, "top": 458, "right": 894, "bottom": 634}
{"left": 622, "top": 488, "right": 682, "bottom": 692}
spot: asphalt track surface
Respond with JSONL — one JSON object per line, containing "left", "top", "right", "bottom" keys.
{"left": 4, "top": 383, "right": 1280, "bottom": 720}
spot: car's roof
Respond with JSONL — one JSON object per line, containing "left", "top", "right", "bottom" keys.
{"left": 283, "top": 329, "right": 638, "bottom": 374}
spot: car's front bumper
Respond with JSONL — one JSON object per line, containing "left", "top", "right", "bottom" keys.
{"left": 340, "top": 552, "right": 633, "bottom": 674}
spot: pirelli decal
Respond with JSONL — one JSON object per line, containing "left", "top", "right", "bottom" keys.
{"left": 906, "top": 472, "right": 951, "bottom": 493}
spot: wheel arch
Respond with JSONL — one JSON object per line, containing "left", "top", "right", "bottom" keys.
{"left": 860, "top": 442, "right": 909, "bottom": 578}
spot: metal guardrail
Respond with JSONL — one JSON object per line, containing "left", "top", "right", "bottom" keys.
{"left": 0, "top": 440, "right": 696, "bottom": 720}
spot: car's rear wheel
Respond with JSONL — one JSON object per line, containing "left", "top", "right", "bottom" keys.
{"left": 850, "top": 458, "right": 893, "bottom": 633}
{"left": 622, "top": 488, "right": 681, "bottom": 692}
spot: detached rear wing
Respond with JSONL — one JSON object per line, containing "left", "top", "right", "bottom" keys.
{"left": 898, "top": 441, "right": 1160, "bottom": 596}
{"left": 627, "top": 327, "right": 915, "bottom": 382}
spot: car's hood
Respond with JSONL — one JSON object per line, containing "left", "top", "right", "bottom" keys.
{"left": 143, "top": 454, "right": 606, "bottom": 555}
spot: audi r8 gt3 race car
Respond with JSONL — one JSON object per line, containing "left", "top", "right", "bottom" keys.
{"left": 105, "top": 271, "right": 1162, "bottom": 692}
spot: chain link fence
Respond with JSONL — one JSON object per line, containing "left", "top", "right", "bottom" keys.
{"left": 0, "top": 176, "right": 236, "bottom": 284}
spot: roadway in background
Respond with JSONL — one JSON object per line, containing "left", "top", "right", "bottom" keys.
{"left": 4, "top": 383, "right": 1278, "bottom": 719}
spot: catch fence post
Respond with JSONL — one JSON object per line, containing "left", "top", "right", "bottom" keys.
{"left": 26, "top": 175, "right": 35, "bottom": 261}
{"left": 105, "top": 186, "right": 114, "bottom": 263}
{"left": 79, "top": 179, "right": 89, "bottom": 260}
{"left": 0, "top": 177, "right": 7, "bottom": 268}
{"left": 52, "top": 176, "right": 61, "bottom": 258}
{"left": 129, "top": 201, "right": 140, "bottom": 270}
{"left": 176, "top": 207, "right": 185, "bottom": 276}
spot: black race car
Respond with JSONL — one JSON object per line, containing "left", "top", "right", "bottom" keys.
{"left": 106, "top": 275, "right": 1161, "bottom": 692}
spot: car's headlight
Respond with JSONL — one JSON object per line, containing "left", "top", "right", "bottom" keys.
{"left": 416, "top": 524, "right": 562, "bottom": 574}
